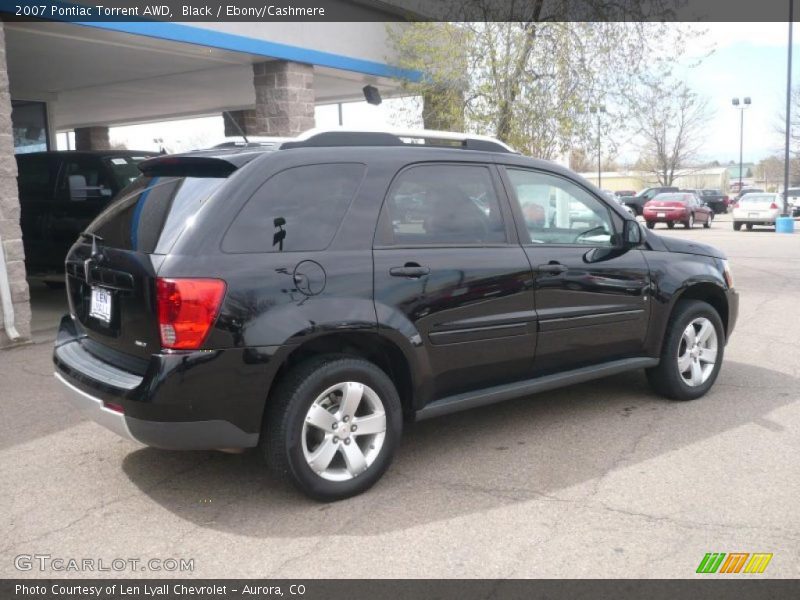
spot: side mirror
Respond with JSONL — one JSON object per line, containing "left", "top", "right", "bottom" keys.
{"left": 68, "top": 174, "right": 88, "bottom": 201}
{"left": 621, "top": 219, "right": 642, "bottom": 248}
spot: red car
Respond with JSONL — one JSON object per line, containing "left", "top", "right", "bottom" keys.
{"left": 643, "top": 193, "right": 714, "bottom": 229}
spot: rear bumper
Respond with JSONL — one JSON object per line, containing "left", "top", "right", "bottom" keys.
{"left": 53, "top": 316, "right": 281, "bottom": 450}
{"left": 55, "top": 370, "right": 259, "bottom": 449}
{"left": 56, "top": 371, "right": 136, "bottom": 442}
{"left": 643, "top": 211, "right": 687, "bottom": 222}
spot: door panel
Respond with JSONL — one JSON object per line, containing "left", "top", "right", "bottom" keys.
{"left": 527, "top": 246, "right": 650, "bottom": 372}
{"left": 501, "top": 167, "right": 651, "bottom": 373}
{"left": 374, "top": 247, "right": 535, "bottom": 398}
{"left": 373, "top": 163, "right": 536, "bottom": 400}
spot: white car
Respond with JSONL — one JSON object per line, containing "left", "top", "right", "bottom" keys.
{"left": 732, "top": 193, "right": 783, "bottom": 231}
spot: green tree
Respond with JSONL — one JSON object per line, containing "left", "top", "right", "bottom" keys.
{"left": 630, "top": 79, "right": 712, "bottom": 186}
{"left": 389, "top": 17, "right": 707, "bottom": 160}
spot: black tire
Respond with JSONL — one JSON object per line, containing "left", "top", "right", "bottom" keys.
{"left": 685, "top": 214, "right": 694, "bottom": 229}
{"left": 733, "top": 222, "right": 742, "bottom": 231}
{"left": 263, "top": 355, "right": 402, "bottom": 501}
{"left": 646, "top": 221, "right": 655, "bottom": 229}
{"left": 746, "top": 223, "right": 754, "bottom": 231}
{"left": 703, "top": 213, "right": 713, "bottom": 228}
{"left": 646, "top": 300, "right": 725, "bottom": 401}
{"left": 667, "top": 221, "right": 675, "bottom": 229}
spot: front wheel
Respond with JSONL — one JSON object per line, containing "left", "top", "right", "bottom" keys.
{"left": 646, "top": 221, "right": 656, "bottom": 229}
{"left": 733, "top": 222, "right": 742, "bottom": 231}
{"left": 264, "top": 356, "right": 402, "bottom": 501}
{"left": 703, "top": 213, "right": 713, "bottom": 228}
{"left": 646, "top": 300, "right": 724, "bottom": 400}
{"left": 685, "top": 214, "right": 695, "bottom": 229}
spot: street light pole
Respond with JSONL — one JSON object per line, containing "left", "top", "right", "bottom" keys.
{"left": 589, "top": 105, "right": 606, "bottom": 187}
{"left": 732, "top": 97, "right": 751, "bottom": 194}
{"left": 783, "top": 1, "right": 794, "bottom": 217}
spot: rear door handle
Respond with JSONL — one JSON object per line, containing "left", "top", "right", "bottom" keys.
{"left": 390, "top": 264, "right": 430, "bottom": 278}
{"left": 537, "top": 263, "right": 568, "bottom": 274}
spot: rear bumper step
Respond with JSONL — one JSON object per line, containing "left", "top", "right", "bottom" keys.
{"left": 54, "top": 369, "right": 259, "bottom": 450}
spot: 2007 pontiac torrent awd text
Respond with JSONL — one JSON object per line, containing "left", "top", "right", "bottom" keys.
{"left": 54, "top": 129, "right": 738, "bottom": 501}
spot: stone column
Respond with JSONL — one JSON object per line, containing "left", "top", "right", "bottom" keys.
{"left": 74, "top": 126, "right": 110, "bottom": 150}
{"left": 0, "top": 22, "right": 31, "bottom": 347}
{"left": 222, "top": 61, "right": 315, "bottom": 138}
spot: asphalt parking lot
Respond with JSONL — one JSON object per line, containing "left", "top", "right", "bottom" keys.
{"left": 1, "top": 213, "right": 798, "bottom": 579}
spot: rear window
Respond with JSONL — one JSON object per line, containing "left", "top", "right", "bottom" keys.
{"left": 222, "top": 163, "right": 365, "bottom": 253}
{"left": 653, "top": 194, "right": 689, "bottom": 203}
{"left": 741, "top": 194, "right": 775, "bottom": 203}
{"left": 104, "top": 155, "right": 154, "bottom": 188}
{"left": 86, "top": 176, "right": 225, "bottom": 254}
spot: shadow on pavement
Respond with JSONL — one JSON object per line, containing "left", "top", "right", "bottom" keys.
{"left": 121, "top": 360, "right": 798, "bottom": 537}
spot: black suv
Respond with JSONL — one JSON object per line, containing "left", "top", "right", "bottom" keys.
{"left": 53, "top": 131, "right": 738, "bottom": 501}
{"left": 17, "top": 150, "right": 159, "bottom": 278}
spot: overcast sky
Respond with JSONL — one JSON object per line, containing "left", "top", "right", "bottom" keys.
{"left": 83, "top": 22, "right": 799, "bottom": 165}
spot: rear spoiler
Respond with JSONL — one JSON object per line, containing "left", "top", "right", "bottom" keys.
{"left": 138, "top": 151, "right": 265, "bottom": 178}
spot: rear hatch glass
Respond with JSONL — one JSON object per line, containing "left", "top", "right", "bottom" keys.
{"left": 66, "top": 174, "right": 226, "bottom": 360}
{"left": 740, "top": 195, "right": 777, "bottom": 209}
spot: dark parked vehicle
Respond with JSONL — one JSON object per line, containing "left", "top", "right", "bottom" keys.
{"left": 624, "top": 186, "right": 680, "bottom": 215}
{"left": 734, "top": 187, "right": 764, "bottom": 202}
{"left": 17, "top": 150, "right": 159, "bottom": 278}
{"left": 644, "top": 193, "right": 714, "bottom": 229}
{"left": 697, "top": 189, "right": 730, "bottom": 214}
{"left": 53, "top": 130, "right": 738, "bottom": 501}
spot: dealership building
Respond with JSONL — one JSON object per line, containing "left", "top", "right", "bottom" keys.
{"left": 0, "top": 7, "right": 417, "bottom": 346}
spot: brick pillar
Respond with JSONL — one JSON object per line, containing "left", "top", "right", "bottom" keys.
{"left": 223, "top": 109, "right": 257, "bottom": 137}
{"left": 74, "top": 126, "right": 110, "bottom": 150}
{"left": 253, "top": 60, "right": 315, "bottom": 136}
{"left": 223, "top": 61, "right": 315, "bottom": 137}
{"left": 0, "top": 22, "right": 31, "bottom": 346}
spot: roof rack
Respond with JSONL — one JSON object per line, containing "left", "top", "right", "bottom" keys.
{"left": 280, "top": 128, "right": 517, "bottom": 154}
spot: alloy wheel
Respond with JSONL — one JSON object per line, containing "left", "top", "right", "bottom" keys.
{"left": 677, "top": 317, "right": 718, "bottom": 387}
{"left": 301, "top": 381, "right": 387, "bottom": 482}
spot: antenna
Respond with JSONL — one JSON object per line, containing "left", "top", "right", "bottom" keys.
{"left": 222, "top": 111, "right": 250, "bottom": 146}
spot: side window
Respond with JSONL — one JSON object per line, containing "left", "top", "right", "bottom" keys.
{"left": 59, "top": 158, "right": 114, "bottom": 201}
{"left": 505, "top": 168, "right": 615, "bottom": 246}
{"left": 222, "top": 163, "right": 365, "bottom": 253}
{"left": 381, "top": 164, "right": 506, "bottom": 246}
{"left": 16, "top": 155, "right": 53, "bottom": 199}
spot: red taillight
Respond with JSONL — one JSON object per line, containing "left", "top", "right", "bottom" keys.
{"left": 770, "top": 202, "right": 779, "bottom": 209}
{"left": 156, "top": 278, "right": 226, "bottom": 350}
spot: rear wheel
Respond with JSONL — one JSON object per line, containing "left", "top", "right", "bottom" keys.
{"left": 703, "top": 213, "right": 713, "bottom": 228}
{"left": 667, "top": 221, "right": 675, "bottom": 229}
{"left": 646, "top": 300, "right": 724, "bottom": 400}
{"left": 733, "top": 222, "right": 742, "bottom": 231}
{"left": 646, "top": 221, "right": 655, "bottom": 229}
{"left": 685, "top": 214, "right": 694, "bottom": 229}
{"left": 263, "top": 356, "right": 402, "bottom": 501}
{"left": 746, "top": 223, "right": 754, "bottom": 231}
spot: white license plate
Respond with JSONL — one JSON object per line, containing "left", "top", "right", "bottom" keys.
{"left": 89, "top": 287, "right": 112, "bottom": 323}
{"left": 749, "top": 212, "right": 759, "bottom": 218}
{"left": 657, "top": 212, "right": 666, "bottom": 218}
